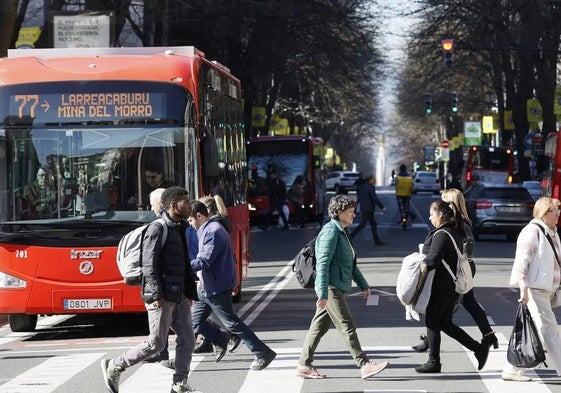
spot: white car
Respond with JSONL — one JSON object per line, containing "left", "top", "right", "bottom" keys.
{"left": 325, "top": 171, "right": 360, "bottom": 194}
{"left": 412, "top": 171, "right": 440, "bottom": 195}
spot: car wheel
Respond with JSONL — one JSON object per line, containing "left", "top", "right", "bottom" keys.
{"left": 334, "top": 184, "right": 341, "bottom": 194}
{"left": 506, "top": 232, "right": 518, "bottom": 242}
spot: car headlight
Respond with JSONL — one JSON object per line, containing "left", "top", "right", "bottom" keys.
{"left": 0, "top": 271, "right": 27, "bottom": 288}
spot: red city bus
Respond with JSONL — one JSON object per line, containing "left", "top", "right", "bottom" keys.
{"left": 246, "top": 135, "right": 326, "bottom": 224}
{"left": 0, "top": 47, "right": 249, "bottom": 332}
{"left": 543, "top": 131, "right": 561, "bottom": 200}
{"left": 462, "top": 145, "right": 515, "bottom": 189}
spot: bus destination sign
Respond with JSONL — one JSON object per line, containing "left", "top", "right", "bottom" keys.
{"left": 9, "top": 92, "right": 166, "bottom": 122}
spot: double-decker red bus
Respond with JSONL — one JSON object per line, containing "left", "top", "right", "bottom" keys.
{"left": 246, "top": 135, "right": 326, "bottom": 224}
{"left": 462, "top": 145, "right": 515, "bottom": 189}
{"left": 543, "top": 131, "right": 560, "bottom": 199}
{"left": 0, "top": 47, "right": 249, "bottom": 332}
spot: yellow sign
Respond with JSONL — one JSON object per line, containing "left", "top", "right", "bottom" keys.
{"left": 504, "top": 110, "right": 515, "bottom": 130}
{"left": 527, "top": 98, "right": 542, "bottom": 123}
{"left": 482, "top": 115, "right": 496, "bottom": 134}
{"left": 16, "top": 27, "right": 42, "bottom": 48}
{"left": 251, "top": 107, "right": 266, "bottom": 128}
{"left": 555, "top": 87, "right": 561, "bottom": 115}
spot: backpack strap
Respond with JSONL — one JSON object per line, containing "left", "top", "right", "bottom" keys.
{"left": 434, "top": 229, "right": 462, "bottom": 281}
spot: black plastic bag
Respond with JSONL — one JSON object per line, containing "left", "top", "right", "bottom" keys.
{"left": 507, "top": 303, "right": 547, "bottom": 368}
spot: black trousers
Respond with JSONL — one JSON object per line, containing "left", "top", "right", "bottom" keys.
{"left": 350, "top": 210, "right": 380, "bottom": 243}
{"left": 460, "top": 288, "right": 493, "bottom": 336}
{"left": 425, "top": 287, "right": 480, "bottom": 363}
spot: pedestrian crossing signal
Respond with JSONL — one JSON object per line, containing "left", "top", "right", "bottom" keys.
{"left": 442, "top": 39, "right": 454, "bottom": 68}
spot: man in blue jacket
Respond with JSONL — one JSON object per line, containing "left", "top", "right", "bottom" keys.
{"left": 350, "top": 174, "right": 386, "bottom": 245}
{"left": 188, "top": 200, "right": 277, "bottom": 371}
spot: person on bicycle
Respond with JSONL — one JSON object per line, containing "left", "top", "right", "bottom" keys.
{"left": 395, "top": 164, "right": 415, "bottom": 229}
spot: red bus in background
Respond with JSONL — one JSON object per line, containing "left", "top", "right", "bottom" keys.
{"left": 0, "top": 47, "right": 249, "bottom": 332}
{"left": 543, "top": 131, "right": 561, "bottom": 200}
{"left": 462, "top": 145, "right": 515, "bottom": 189}
{"left": 246, "top": 135, "right": 326, "bottom": 224}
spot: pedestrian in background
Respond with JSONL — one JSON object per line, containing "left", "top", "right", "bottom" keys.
{"left": 101, "top": 186, "right": 200, "bottom": 393}
{"left": 395, "top": 164, "right": 415, "bottom": 229}
{"left": 350, "top": 174, "right": 386, "bottom": 245}
{"left": 296, "top": 194, "right": 389, "bottom": 380}
{"left": 288, "top": 175, "right": 306, "bottom": 228}
{"left": 415, "top": 200, "right": 489, "bottom": 373}
{"left": 502, "top": 197, "right": 561, "bottom": 382}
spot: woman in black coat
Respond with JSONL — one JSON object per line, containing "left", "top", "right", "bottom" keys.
{"left": 416, "top": 200, "right": 490, "bottom": 373}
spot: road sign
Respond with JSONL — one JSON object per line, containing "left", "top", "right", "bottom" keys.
{"left": 441, "top": 140, "right": 449, "bottom": 148}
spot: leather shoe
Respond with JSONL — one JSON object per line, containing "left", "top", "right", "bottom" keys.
{"left": 412, "top": 333, "right": 429, "bottom": 353}
{"left": 475, "top": 343, "right": 490, "bottom": 371}
{"left": 228, "top": 334, "right": 242, "bottom": 353}
{"left": 193, "top": 339, "right": 213, "bottom": 353}
{"left": 213, "top": 343, "right": 227, "bottom": 362}
{"left": 415, "top": 360, "right": 441, "bottom": 373}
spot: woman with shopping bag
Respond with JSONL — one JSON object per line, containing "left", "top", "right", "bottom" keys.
{"left": 503, "top": 196, "right": 561, "bottom": 382}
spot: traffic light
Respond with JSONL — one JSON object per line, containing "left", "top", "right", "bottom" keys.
{"left": 442, "top": 39, "right": 454, "bottom": 67}
{"left": 424, "top": 93, "right": 432, "bottom": 115}
{"left": 451, "top": 92, "right": 459, "bottom": 113}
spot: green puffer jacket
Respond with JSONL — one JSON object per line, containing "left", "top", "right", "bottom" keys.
{"left": 314, "top": 219, "right": 369, "bottom": 299}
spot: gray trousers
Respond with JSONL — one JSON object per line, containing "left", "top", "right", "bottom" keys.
{"left": 115, "top": 296, "right": 195, "bottom": 384}
{"left": 298, "top": 287, "right": 369, "bottom": 368}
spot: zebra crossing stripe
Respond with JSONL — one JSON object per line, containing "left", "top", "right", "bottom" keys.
{"left": 120, "top": 353, "right": 203, "bottom": 392}
{"left": 0, "top": 353, "right": 104, "bottom": 393}
{"left": 237, "top": 349, "right": 304, "bottom": 393}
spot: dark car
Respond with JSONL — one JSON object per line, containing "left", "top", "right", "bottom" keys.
{"left": 463, "top": 184, "right": 534, "bottom": 241}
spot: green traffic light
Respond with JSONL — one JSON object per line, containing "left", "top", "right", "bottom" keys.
{"left": 425, "top": 108, "right": 432, "bottom": 115}
{"left": 451, "top": 106, "right": 458, "bottom": 113}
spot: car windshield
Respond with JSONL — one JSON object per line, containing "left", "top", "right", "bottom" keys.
{"left": 483, "top": 188, "right": 531, "bottom": 200}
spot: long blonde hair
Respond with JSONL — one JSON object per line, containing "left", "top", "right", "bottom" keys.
{"left": 442, "top": 188, "right": 471, "bottom": 224}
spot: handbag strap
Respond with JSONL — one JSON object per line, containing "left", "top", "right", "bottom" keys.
{"left": 434, "top": 229, "right": 461, "bottom": 281}
{"left": 532, "top": 222, "right": 561, "bottom": 267}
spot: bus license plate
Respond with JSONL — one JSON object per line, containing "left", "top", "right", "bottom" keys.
{"left": 63, "top": 298, "right": 112, "bottom": 310}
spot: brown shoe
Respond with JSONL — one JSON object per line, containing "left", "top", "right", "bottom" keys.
{"left": 361, "top": 361, "right": 389, "bottom": 379}
{"left": 296, "top": 365, "right": 327, "bottom": 379}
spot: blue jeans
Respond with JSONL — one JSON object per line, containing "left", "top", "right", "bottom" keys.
{"left": 191, "top": 287, "right": 271, "bottom": 358}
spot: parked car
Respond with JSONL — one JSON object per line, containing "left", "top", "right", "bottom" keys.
{"left": 522, "top": 180, "right": 542, "bottom": 201}
{"left": 325, "top": 171, "right": 360, "bottom": 194}
{"left": 463, "top": 184, "right": 534, "bottom": 241}
{"left": 412, "top": 171, "right": 440, "bottom": 195}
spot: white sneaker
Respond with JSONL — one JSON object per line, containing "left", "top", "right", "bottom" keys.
{"left": 170, "top": 378, "right": 203, "bottom": 393}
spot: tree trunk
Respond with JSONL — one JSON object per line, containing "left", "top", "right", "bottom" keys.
{"left": 0, "top": 0, "right": 19, "bottom": 56}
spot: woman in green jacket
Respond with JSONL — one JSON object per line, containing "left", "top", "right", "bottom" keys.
{"left": 296, "top": 194, "right": 390, "bottom": 380}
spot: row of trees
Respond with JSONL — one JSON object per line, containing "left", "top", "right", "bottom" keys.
{"left": 394, "top": 0, "right": 561, "bottom": 180}
{"left": 0, "top": 0, "right": 387, "bottom": 171}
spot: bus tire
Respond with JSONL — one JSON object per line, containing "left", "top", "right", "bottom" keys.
{"left": 9, "top": 314, "right": 38, "bottom": 332}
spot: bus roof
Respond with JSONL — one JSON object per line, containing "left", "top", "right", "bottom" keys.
{"left": 0, "top": 46, "right": 240, "bottom": 90}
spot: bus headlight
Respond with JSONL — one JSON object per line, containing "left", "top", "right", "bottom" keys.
{"left": 0, "top": 271, "right": 27, "bottom": 288}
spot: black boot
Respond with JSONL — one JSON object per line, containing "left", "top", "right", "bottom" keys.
{"left": 475, "top": 343, "right": 490, "bottom": 371}
{"left": 412, "top": 333, "right": 429, "bottom": 353}
{"left": 415, "top": 359, "right": 441, "bottom": 373}
{"left": 482, "top": 332, "right": 499, "bottom": 349}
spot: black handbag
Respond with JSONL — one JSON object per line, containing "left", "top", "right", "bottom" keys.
{"left": 507, "top": 303, "right": 547, "bottom": 368}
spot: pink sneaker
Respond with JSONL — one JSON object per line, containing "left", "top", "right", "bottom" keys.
{"left": 361, "top": 361, "right": 389, "bottom": 379}
{"left": 296, "top": 365, "right": 327, "bottom": 379}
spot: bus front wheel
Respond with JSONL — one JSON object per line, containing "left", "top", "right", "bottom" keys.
{"left": 9, "top": 313, "right": 38, "bottom": 332}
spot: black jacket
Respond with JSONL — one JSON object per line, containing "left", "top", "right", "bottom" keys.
{"left": 140, "top": 211, "right": 198, "bottom": 304}
{"left": 421, "top": 223, "right": 464, "bottom": 293}
{"left": 357, "top": 182, "right": 384, "bottom": 212}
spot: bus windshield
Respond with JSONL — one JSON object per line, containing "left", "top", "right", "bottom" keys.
{"left": 0, "top": 80, "right": 190, "bottom": 228}
{"left": 0, "top": 125, "right": 185, "bottom": 226}
{"left": 247, "top": 139, "right": 309, "bottom": 193}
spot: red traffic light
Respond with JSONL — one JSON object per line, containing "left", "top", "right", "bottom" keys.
{"left": 442, "top": 39, "right": 454, "bottom": 52}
